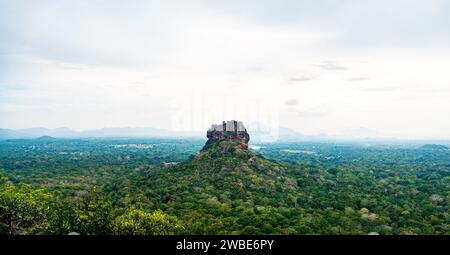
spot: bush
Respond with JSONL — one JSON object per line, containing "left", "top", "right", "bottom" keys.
{"left": 114, "top": 208, "right": 183, "bottom": 235}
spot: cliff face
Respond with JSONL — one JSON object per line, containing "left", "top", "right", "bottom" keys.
{"left": 202, "top": 120, "right": 250, "bottom": 151}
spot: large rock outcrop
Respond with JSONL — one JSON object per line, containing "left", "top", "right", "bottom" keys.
{"left": 202, "top": 120, "right": 250, "bottom": 152}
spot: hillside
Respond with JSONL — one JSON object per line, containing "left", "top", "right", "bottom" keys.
{"left": 144, "top": 121, "right": 298, "bottom": 234}
{"left": 132, "top": 121, "right": 450, "bottom": 234}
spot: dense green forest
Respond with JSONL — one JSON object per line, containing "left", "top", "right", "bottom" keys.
{"left": 0, "top": 138, "right": 449, "bottom": 234}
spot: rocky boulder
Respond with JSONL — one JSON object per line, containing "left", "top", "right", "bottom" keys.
{"left": 202, "top": 120, "right": 250, "bottom": 152}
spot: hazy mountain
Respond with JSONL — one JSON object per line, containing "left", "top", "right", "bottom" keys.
{"left": 278, "top": 127, "right": 330, "bottom": 142}
{"left": 80, "top": 127, "right": 176, "bottom": 138}
{"left": 0, "top": 127, "right": 202, "bottom": 140}
{"left": 35, "top": 136, "right": 58, "bottom": 141}
{"left": 0, "top": 125, "right": 402, "bottom": 141}
{"left": 247, "top": 122, "right": 329, "bottom": 142}
{"left": 332, "top": 127, "right": 382, "bottom": 140}
{"left": 249, "top": 125, "right": 399, "bottom": 142}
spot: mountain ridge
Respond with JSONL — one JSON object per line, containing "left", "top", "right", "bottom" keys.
{"left": 1, "top": 126, "right": 447, "bottom": 142}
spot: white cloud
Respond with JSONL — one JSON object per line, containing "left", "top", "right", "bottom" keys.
{"left": 1, "top": 1, "right": 450, "bottom": 139}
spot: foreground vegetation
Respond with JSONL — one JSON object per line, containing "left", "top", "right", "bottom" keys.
{"left": 0, "top": 138, "right": 449, "bottom": 234}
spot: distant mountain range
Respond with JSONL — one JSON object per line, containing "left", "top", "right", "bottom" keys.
{"left": 0, "top": 127, "right": 203, "bottom": 140}
{"left": 0, "top": 125, "right": 395, "bottom": 142}
{"left": 0, "top": 126, "right": 320, "bottom": 141}
{"left": 249, "top": 126, "right": 330, "bottom": 142}
{"left": 246, "top": 123, "right": 384, "bottom": 142}
{"left": 0, "top": 127, "right": 329, "bottom": 142}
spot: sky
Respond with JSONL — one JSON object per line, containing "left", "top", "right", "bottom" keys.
{"left": 1, "top": 0, "right": 450, "bottom": 139}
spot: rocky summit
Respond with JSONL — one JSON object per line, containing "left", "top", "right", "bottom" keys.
{"left": 202, "top": 120, "right": 250, "bottom": 152}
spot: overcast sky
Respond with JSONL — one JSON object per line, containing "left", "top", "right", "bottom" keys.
{"left": 1, "top": 0, "right": 450, "bottom": 139}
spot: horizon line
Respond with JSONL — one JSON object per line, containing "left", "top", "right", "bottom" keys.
{"left": 1, "top": 126, "right": 450, "bottom": 142}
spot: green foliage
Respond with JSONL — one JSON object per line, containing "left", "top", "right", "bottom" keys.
{"left": 0, "top": 139, "right": 449, "bottom": 235}
{"left": 1, "top": 172, "right": 182, "bottom": 235}
{"left": 44, "top": 199, "right": 78, "bottom": 235}
{"left": 0, "top": 172, "right": 51, "bottom": 234}
{"left": 43, "top": 188, "right": 114, "bottom": 235}
{"left": 74, "top": 187, "right": 114, "bottom": 235}
{"left": 114, "top": 208, "right": 182, "bottom": 235}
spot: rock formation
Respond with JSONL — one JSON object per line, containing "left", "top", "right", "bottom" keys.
{"left": 202, "top": 120, "right": 250, "bottom": 151}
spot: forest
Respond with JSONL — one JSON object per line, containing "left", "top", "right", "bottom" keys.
{"left": 0, "top": 137, "right": 449, "bottom": 235}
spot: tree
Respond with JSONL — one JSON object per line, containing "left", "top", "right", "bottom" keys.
{"left": 114, "top": 208, "right": 183, "bottom": 235}
{"left": 44, "top": 199, "right": 78, "bottom": 235}
{"left": 0, "top": 173, "right": 51, "bottom": 234}
{"left": 74, "top": 187, "right": 115, "bottom": 235}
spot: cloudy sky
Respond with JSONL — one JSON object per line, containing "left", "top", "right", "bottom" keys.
{"left": 1, "top": 0, "right": 450, "bottom": 139}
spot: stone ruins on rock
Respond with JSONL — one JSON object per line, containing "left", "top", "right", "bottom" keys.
{"left": 202, "top": 120, "right": 250, "bottom": 151}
